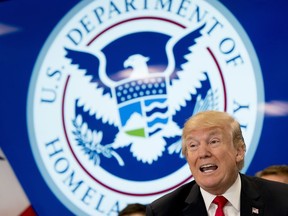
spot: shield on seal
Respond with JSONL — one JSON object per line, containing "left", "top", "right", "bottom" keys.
{"left": 116, "top": 76, "right": 168, "bottom": 138}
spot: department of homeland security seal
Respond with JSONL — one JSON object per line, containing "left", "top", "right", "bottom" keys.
{"left": 27, "top": 0, "right": 264, "bottom": 215}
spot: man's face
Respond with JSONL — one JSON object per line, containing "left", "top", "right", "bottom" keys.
{"left": 185, "top": 126, "right": 245, "bottom": 195}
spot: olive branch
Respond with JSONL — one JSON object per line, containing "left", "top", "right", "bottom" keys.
{"left": 72, "top": 115, "right": 124, "bottom": 166}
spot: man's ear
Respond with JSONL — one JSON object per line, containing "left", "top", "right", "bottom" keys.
{"left": 236, "top": 144, "right": 245, "bottom": 162}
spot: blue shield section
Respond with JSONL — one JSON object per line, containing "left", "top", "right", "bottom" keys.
{"left": 116, "top": 76, "right": 167, "bottom": 137}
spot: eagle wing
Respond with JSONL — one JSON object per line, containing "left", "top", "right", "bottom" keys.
{"left": 167, "top": 24, "right": 210, "bottom": 116}
{"left": 64, "top": 48, "right": 120, "bottom": 126}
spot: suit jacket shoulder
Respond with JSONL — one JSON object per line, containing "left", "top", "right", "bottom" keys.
{"left": 146, "top": 181, "right": 207, "bottom": 216}
{"left": 240, "top": 174, "right": 288, "bottom": 216}
{"left": 146, "top": 174, "right": 288, "bottom": 216}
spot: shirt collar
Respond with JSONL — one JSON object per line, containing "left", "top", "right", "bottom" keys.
{"left": 200, "top": 174, "right": 241, "bottom": 212}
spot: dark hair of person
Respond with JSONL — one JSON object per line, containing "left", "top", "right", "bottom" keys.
{"left": 118, "top": 203, "right": 146, "bottom": 216}
{"left": 256, "top": 165, "right": 288, "bottom": 177}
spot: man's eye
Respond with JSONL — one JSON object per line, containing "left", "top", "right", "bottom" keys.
{"left": 188, "top": 143, "right": 198, "bottom": 151}
{"left": 210, "top": 139, "right": 220, "bottom": 144}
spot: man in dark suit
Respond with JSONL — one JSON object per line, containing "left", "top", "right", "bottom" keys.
{"left": 146, "top": 111, "right": 288, "bottom": 216}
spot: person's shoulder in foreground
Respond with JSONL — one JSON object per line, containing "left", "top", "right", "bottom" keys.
{"left": 146, "top": 110, "right": 288, "bottom": 216}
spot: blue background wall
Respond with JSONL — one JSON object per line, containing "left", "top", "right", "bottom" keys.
{"left": 0, "top": 0, "right": 287, "bottom": 215}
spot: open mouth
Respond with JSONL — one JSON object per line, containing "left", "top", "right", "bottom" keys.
{"left": 200, "top": 164, "right": 218, "bottom": 173}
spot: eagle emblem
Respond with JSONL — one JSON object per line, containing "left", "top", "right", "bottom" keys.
{"left": 64, "top": 23, "right": 218, "bottom": 172}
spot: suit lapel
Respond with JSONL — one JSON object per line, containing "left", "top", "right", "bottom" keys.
{"left": 181, "top": 175, "right": 265, "bottom": 216}
{"left": 240, "top": 174, "right": 264, "bottom": 216}
{"left": 182, "top": 182, "right": 208, "bottom": 216}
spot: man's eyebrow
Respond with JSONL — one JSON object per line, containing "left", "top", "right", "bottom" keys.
{"left": 209, "top": 126, "right": 224, "bottom": 133}
{"left": 186, "top": 128, "right": 221, "bottom": 139}
{"left": 207, "top": 130, "right": 221, "bottom": 136}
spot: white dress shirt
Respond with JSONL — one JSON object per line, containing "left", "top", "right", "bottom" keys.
{"left": 200, "top": 174, "right": 241, "bottom": 216}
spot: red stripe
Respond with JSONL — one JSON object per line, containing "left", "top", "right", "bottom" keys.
{"left": 207, "top": 47, "right": 227, "bottom": 111}
{"left": 20, "top": 205, "right": 37, "bottom": 216}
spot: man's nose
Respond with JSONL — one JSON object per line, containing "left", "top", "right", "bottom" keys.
{"left": 198, "top": 143, "right": 211, "bottom": 159}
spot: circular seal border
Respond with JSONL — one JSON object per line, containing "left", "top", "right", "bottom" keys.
{"left": 27, "top": 0, "right": 265, "bottom": 215}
